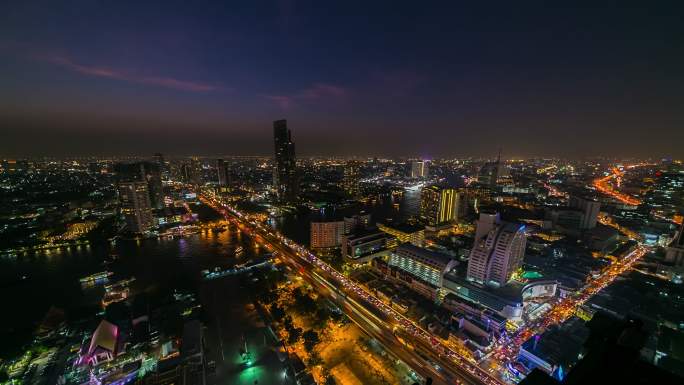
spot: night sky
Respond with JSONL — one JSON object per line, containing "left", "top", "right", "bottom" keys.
{"left": 1, "top": 1, "right": 683, "bottom": 158}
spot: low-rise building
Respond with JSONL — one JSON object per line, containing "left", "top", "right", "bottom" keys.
{"left": 518, "top": 316, "right": 590, "bottom": 381}
{"left": 342, "top": 229, "right": 393, "bottom": 264}
{"left": 388, "top": 243, "right": 458, "bottom": 288}
{"left": 443, "top": 272, "right": 524, "bottom": 320}
{"left": 377, "top": 222, "right": 425, "bottom": 246}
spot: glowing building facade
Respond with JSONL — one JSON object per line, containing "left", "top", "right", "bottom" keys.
{"left": 343, "top": 160, "right": 361, "bottom": 198}
{"left": 310, "top": 220, "right": 345, "bottom": 249}
{"left": 410, "top": 160, "right": 429, "bottom": 178}
{"left": 388, "top": 243, "right": 458, "bottom": 288}
{"left": 467, "top": 212, "right": 526, "bottom": 288}
{"left": 118, "top": 181, "right": 154, "bottom": 233}
{"left": 420, "top": 185, "right": 460, "bottom": 226}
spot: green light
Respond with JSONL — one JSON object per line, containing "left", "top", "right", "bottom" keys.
{"left": 522, "top": 271, "right": 543, "bottom": 279}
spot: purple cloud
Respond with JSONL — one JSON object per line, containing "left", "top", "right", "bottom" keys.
{"left": 265, "top": 95, "right": 294, "bottom": 109}
{"left": 375, "top": 70, "right": 426, "bottom": 97}
{"left": 46, "top": 56, "right": 221, "bottom": 92}
{"left": 265, "top": 82, "right": 347, "bottom": 109}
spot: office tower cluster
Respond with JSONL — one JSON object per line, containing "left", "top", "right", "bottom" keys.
{"left": 273, "top": 119, "right": 299, "bottom": 203}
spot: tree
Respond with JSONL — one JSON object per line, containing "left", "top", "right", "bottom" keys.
{"left": 302, "top": 329, "right": 320, "bottom": 352}
{"left": 283, "top": 315, "right": 294, "bottom": 331}
{"left": 294, "top": 289, "right": 317, "bottom": 314}
{"left": 263, "top": 268, "right": 285, "bottom": 288}
{"left": 270, "top": 304, "right": 286, "bottom": 321}
{"left": 287, "top": 327, "right": 302, "bottom": 345}
{"left": 259, "top": 288, "right": 278, "bottom": 303}
{"left": 329, "top": 309, "right": 344, "bottom": 323}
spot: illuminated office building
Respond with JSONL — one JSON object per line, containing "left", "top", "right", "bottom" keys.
{"left": 343, "top": 161, "right": 361, "bottom": 198}
{"left": 378, "top": 222, "right": 425, "bottom": 246}
{"left": 310, "top": 221, "right": 345, "bottom": 249}
{"left": 388, "top": 243, "right": 458, "bottom": 288}
{"left": 117, "top": 181, "right": 154, "bottom": 233}
{"left": 420, "top": 185, "right": 460, "bottom": 226}
{"left": 467, "top": 212, "right": 526, "bottom": 288}
{"left": 410, "top": 160, "right": 429, "bottom": 179}
{"left": 114, "top": 162, "right": 163, "bottom": 209}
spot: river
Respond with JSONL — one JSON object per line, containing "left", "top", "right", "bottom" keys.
{"left": 0, "top": 188, "right": 420, "bottom": 357}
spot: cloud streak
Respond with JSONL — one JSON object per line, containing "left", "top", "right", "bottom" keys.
{"left": 265, "top": 82, "right": 347, "bottom": 110}
{"left": 46, "top": 56, "right": 221, "bottom": 92}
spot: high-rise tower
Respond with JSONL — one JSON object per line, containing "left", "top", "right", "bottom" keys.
{"left": 411, "top": 160, "right": 429, "bottom": 179}
{"left": 420, "top": 185, "right": 460, "bottom": 226}
{"left": 273, "top": 120, "right": 298, "bottom": 202}
{"left": 467, "top": 212, "right": 526, "bottom": 287}
{"left": 216, "top": 158, "right": 230, "bottom": 187}
{"left": 343, "top": 161, "right": 361, "bottom": 199}
{"left": 478, "top": 149, "right": 502, "bottom": 187}
{"left": 117, "top": 181, "right": 154, "bottom": 233}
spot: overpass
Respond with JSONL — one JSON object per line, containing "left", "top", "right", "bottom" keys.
{"left": 197, "top": 189, "right": 505, "bottom": 385}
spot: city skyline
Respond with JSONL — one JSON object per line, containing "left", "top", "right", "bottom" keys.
{"left": 2, "top": 3, "right": 684, "bottom": 385}
{"left": 2, "top": 2, "right": 684, "bottom": 158}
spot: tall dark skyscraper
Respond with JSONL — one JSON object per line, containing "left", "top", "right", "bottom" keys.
{"left": 216, "top": 158, "right": 230, "bottom": 187}
{"left": 343, "top": 161, "right": 361, "bottom": 199}
{"left": 114, "top": 162, "right": 164, "bottom": 210}
{"left": 117, "top": 181, "right": 154, "bottom": 233}
{"left": 153, "top": 153, "right": 167, "bottom": 180}
{"left": 478, "top": 151, "right": 502, "bottom": 188}
{"left": 273, "top": 119, "right": 298, "bottom": 202}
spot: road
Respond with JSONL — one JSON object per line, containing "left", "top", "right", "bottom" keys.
{"left": 197, "top": 190, "right": 502, "bottom": 385}
{"left": 198, "top": 177, "right": 654, "bottom": 384}
{"left": 592, "top": 163, "right": 654, "bottom": 206}
{"left": 283, "top": 237, "right": 486, "bottom": 385}
{"left": 488, "top": 244, "right": 649, "bottom": 367}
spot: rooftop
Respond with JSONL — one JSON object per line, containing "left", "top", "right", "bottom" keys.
{"left": 395, "top": 243, "right": 454, "bottom": 267}
{"left": 88, "top": 319, "right": 119, "bottom": 355}
{"left": 379, "top": 222, "right": 424, "bottom": 234}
